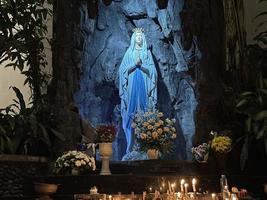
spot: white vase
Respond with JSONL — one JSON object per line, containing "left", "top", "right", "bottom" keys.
{"left": 147, "top": 149, "right": 159, "bottom": 159}
{"left": 99, "top": 142, "right": 113, "bottom": 175}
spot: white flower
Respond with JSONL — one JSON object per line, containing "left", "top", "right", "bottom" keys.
{"left": 75, "top": 160, "right": 81, "bottom": 167}
{"left": 81, "top": 160, "right": 86, "bottom": 166}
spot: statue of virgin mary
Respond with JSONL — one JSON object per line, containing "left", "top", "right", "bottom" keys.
{"left": 119, "top": 28, "right": 157, "bottom": 157}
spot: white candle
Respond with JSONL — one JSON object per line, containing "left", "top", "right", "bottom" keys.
{"left": 171, "top": 183, "right": 175, "bottom": 193}
{"left": 180, "top": 179, "right": 185, "bottom": 193}
{"left": 184, "top": 183, "right": 189, "bottom": 195}
{"left": 192, "top": 178, "right": 197, "bottom": 193}
{"left": 168, "top": 181, "right": 172, "bottom": 193}
{"left": 149, "top": 187, "right": 152, "bottom": 193}
{"left": 109, "top": 195, "right": 112, "bottom": 200}
{"left": 211, "top": 193, "right": 216, "bottom": 200}
{"left": 177, "top": 192, "right": 182, "bottom": 199}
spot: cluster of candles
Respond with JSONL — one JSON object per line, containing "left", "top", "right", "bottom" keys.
{"left": 149, "top": 178, "right": 197, "bottom": 194}
{"left": 148, "top": 178, "right": 219, "bottom": 200}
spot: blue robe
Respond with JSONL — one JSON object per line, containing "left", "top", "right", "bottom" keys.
{"left": 119, "top": 32, "right": 157, "bottom": 154}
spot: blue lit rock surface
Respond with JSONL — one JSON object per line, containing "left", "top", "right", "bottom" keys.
{"left": 74, "top": 0, "right": 201, "bottom": 160}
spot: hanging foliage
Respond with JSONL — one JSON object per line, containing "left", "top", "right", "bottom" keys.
{"left": 0, "top": 0, "right": 53, "bottom": 102}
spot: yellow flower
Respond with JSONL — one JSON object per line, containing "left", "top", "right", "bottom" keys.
{"left": 152, "top": 132, "right": 158, "bottom": 139}
{"left": 157, "top": 112, "right": 164, "bottom": 117}
{"left": 147, "top": 125, "right": 153, "bottom": 130}
{"left": 154, "top": 123, "right": 161, "bottom": 127}
{"left": 157, "top": 128, "right": 163, "bottom": 134}
{"left": 148, "top": 119, "right": 155, "bottom": 124}
{"left": 211, "top": 136, "right": 232, "bottom": 153}
{"left": 164, "top": 127, "right": 170, "bottom": 132}
{"left": 142, "top": 122, "right": 149, "bottom": 127}
{"left": 171, "top": 134, "right": 177, "bottom": 139}
{"left": 141, "top": 133, "right": 147, "bottom": 140}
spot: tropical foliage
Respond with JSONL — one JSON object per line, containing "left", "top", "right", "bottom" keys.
{"left": 0, "top": 87, "right": 65, "bottom": 155}
{"left": 235, "top": 0, "right": 267, "bottom": 170}
{"left": 0, "top": 0, "right": 52, "bottom": 101}
{"left": 0, "top": 1, "right": 61, "bottom": 156}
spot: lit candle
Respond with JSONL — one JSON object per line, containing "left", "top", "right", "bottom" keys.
{"left": 177, "top": 192, "right": 182, "bottom": 199}
{"left": 168, "top": 181, "right": 172, "bottom": 193}
{"left": 184, "top": 183, "right": 189, "bottom": 195}
{"left": 171, "top": 183, "right": 175, "bottom": 193}
{"left": 192, "top": 178, "right": 197, "bottom": 193}
{"left": 211, "top": 193, "right": 216, "bottom": 200}
{"left": 180, "top": 179, "right": 185, "bottom": 193}
{"left": 190, "top": 194, "right": 194, "bottom": 199}
{"left": 149, "top": 187, "right": 152, "bottom": 193}
{"left": 109, "top": 195, "right": 112, "bottom": 200}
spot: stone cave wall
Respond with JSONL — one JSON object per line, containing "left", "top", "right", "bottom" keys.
{"left": 74, "top": 0, "right": 201, "bottom": 160}
{"left": 51, "top": 0, "right": 225, "bottom": 160}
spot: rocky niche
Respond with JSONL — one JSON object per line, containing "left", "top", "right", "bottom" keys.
{"left": 51, "top": 0, "right": 225, "bottom": 161}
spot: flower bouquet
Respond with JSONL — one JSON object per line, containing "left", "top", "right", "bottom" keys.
{"left": 211, "top": 132, "right": 232, "bottom": 154}
{"left": 95, "top": 124, "right": 116, "bottom": 143}
{"left": 132, "top": 110, "right": 177, "bottom": 155}
{"left": 54, "top": 150, "right": 96, "bottom": 175}
{"left": 191, "top": 143, "right": 210, "bottom": 163}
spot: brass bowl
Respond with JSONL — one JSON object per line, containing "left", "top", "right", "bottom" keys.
{"left": 34, "top": 182, "right": 59, "bottom": 195}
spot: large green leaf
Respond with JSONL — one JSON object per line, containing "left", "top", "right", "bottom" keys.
{"left": 253, "top": 110, "right": 267, "bottom": 120}
{"left": 264, "top": 137, "right": 267, "bottom": 156}
{"left": 38, "top": 123, "right": 51, "bottom": 147}
{"left": 50, "top": 128, "right": 65, "bottom": 141}
{"left": 256, "top": 123, "right": 265, "bottom": 139}
{"left": 255, "top": 11, "right": 267, "bottom": 19}
{"left": 236, "top": 98, "right": 248, "bottom": 108}
{"left": 240, "top": 135, "right": 249, "bottom": 171}
{"left": 11, "top": 87, "right": 26, "bottom": 112}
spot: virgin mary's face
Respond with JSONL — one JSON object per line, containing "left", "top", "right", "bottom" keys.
{"left": 135, "top": 32, "right": 143, "bottom": 46}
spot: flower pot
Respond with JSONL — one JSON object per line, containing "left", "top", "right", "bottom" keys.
{"left": 147, "top": 149, "right": 159, "bottom": 159}
{"left": 71, "top": 168, "right": 79, "bottom": 175}
{"left": 99, "top": 142, "right": 113, "bottom": 175}
{"left": 34, "top": 182, "right": 58, "bottom": 199}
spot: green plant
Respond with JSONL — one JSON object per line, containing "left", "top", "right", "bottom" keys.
{"left": 235, "top": 1, "right": 267, "bottom": 170}
{"left": 0, "top": 0, "right": 53, "bottom": 102}
{"left": 0, "top": 87, "right": 65, "bottom": 155}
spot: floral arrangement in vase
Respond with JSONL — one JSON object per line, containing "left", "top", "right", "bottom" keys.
{"left": 95, "top": 124, "right": 116, "bottom": 143}
{"left": 210, "top": 131, "right": 232, "bottom": 154}
{"left": 191, "top": 143, "right": 210, "bottom": 163}
{"left": 54, "top": 150, "right": 96, "bottom": 175}
{"left": 132, "top": 110, "right": 177, "bottom": 154}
